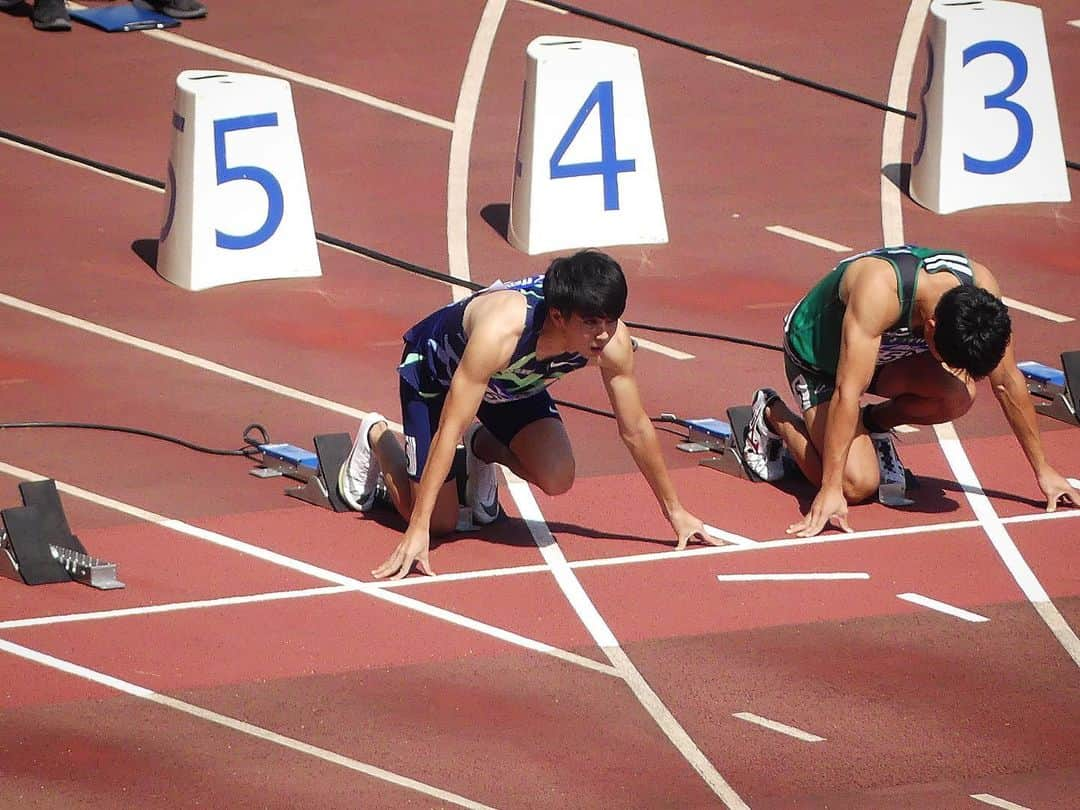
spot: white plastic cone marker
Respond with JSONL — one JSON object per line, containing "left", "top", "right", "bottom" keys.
{"left": 910, "top": 0, "right": 1071, "bottom": 214}
{"left": 158, "top": 70, "right": 322, "bottom": 291}
{"left": 508, "top": 36, "right": 668, "bottom": 255}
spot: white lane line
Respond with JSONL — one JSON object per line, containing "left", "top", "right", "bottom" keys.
{"left": 717, "top": 572, "right": 869, "bottom": 582}
{"left": 894, "top": 424, "right": 919, "bottom": 433}
{"left": 897, "top": 592, "right": 989, "bottom": 623}
{"left": 1069, "top": 478, "right": 1080, "bottom": 489}
{"left": 732, "top": 712, "right": 825, "bottom": 742}
{"left": 705, "top": 56, "right": 781, "bottom": 82}
{"left": 73, "top": 3, "right": 452, "bottom": 132}
{"left": 970, "top": 793, "right": 1032, "bottom": 810}
{"left": 0, "top": 638, "right": 494, "bottom": 810}
{"left": 765, "top": 225, "right": 852, "bottom": 253}
{"left": 1069, "top": 20, "right": 1080, "bottom": 30}
{"left": 0, "top": 291, "right": 400, "bottom": 432}
{"left": 704, "top": 524, "right": 757, "bottom": 546}
{"left": 516, "top": 0, "right": 568, "bottom": 13}
{"left": 446, "top": 0, "right": 507, "bottom": 300}
{"left": 0, "top": 461, "right": 615, "bottom": 677}
{"left": 633, "top": 336, "right": 695, "bottom": 360}
{"left": 506, "top": 473, "right": 749, "bottom": 809}
{"left": 880, "top": 0, "right": 929, "bottom": 246}
{"left": 1001, "top": 296, "right": 1073, "bottom": 323}
{"left": 934, "top": 423, "right": 1080, "bottom": 665}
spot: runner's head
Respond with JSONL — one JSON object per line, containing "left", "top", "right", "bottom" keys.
{"left": 543, "top": 250, "right": 627, "bottom": 321}
{"left": 930, "top": 285, "right": 1011, "bottom": 379}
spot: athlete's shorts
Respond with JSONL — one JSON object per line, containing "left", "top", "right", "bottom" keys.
{"left": 783, "top": 338, "right": 908, "bottom": 412}
{"left": 399, "top": 376, "right": 561, "bottom": 482}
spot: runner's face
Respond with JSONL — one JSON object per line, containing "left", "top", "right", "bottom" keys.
{"left": 564, "top": 313, "right": 617, "bottom": 356}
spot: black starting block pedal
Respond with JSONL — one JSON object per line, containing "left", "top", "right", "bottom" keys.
{"left": 1019, "top": 351, "right": 1080, "bottom": 426}
{"left": 661, "top": 411, "right": 753, "bottom": 481}
{"left": 0, "top": 480, "right": 123, "bottom": 589}
{"left": 251, "top": 433, "right": 354, "bottom": 512}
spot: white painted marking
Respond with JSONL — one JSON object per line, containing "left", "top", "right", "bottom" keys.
{"left": 1069, "top": 20, "right": 1080, "bottom": 30}
{"left": 704, "top": 524, "right": 757, "bottom": 546}
{"left": 0, "top": 638, "right": 494, "bottom": 809}
{"left": 732, "top": 712, "right": 825, "bottom": 742}
{"left": 0, "top": 292, "right": 404, "bottom": 432}
{"left": 717, "top": 572, "right": 869, "bottom": 582}
{"left": 506, "top": 472, "right": 749, "bottom": 809}
{"left": 934, "top": 423, "right": 1080, "bottom": 664}
{"left": 897, "top": 592, "right": 989, "bottom": 623}
{"left": 894, "top": 424, "right": 919, "bottom": 434}
{"left": 58, "top": 5, "right": 454, "bottom": 131}
{"left": 705, "top": 56, "right": 781, "bottom": 82}
{"left": 970, "top": 793, "right": 1032, "bottom": 810}
{"left": 447, "top": 0, "right": 507, "bottom": 300}
{"left": 765, "top": 225, "right": 852, "bottom": 253}
{"left": 880, "top": 0, "right": 930, "bottom": 246}
{"left": 517, "top": 0, "right": 568, "bottom": 13}
{"left": 1068, "top": 478, "right": 1080, "bottom": 490}
{"left": 1001, "top": 296, "right": 1073, "bottom": 323}
{"left": 0, "top": 461, "right": 614, "bottom": 676}
{"left": 0, "top": 136, "right": 160, "bottom": 191}
{"left": 632, "top": 336, "right": 695, "bottom": 360}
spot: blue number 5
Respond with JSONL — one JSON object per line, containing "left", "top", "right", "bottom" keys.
{"left": 961, "top": 40, "right": 1033, "bottom": 175}
{"left": 213, "top": 114, "right": 285, "bottom": 250}
{"left": 549, "top": 81, "right": 636, "bottom": 211}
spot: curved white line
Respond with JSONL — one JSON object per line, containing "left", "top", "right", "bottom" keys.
{"left": 884, "top": 4, "right": 1079, "bottom": 667}
{"left": 447, "top": 0, "right": 509, "bottom": 300}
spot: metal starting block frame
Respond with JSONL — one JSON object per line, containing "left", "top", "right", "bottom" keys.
{"left": 661, "top": 409, "right": 754, "bottom": 481}
{"left": 0, "top": 479, "right": 124, "bottom": 589}
{"left": 1019, "top": 351, "right": 1080, "bottom": 426}
{"left": 250, "top": 433, "right": 354, "bottom": 512}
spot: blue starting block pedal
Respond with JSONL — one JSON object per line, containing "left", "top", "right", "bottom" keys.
{"left": 250, "top": 433, "right": 354, "bottom": 512}
{"left": 1018, "top": 351, "right": 1080, "bottom": 426}
{"left": 660, "top": 412, "right": 752, "bottom": 480}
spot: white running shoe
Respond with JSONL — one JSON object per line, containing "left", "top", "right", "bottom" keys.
{"left": 463, "top": 422, "right": 501, "bottom": 525}
{"left": 742, "top": 388, "right": 787, "bottom": 482}
{"left": 338, "top": 411, "right": 386, "bottom": 512}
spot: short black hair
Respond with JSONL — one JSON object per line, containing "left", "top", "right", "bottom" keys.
{"left": 542, "top": 250, "right": 627, "bottom": 320}
{"left": 931, "top": 285, "right": 1011, "bottom": 379}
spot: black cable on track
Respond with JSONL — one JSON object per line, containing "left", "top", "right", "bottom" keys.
{"left": 0, "top": 421, "right": 264, "bottom": 457}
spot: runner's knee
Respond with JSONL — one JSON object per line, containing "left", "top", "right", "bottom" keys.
{"left": 532, "top": 459, "right": 575, "bottom": 496}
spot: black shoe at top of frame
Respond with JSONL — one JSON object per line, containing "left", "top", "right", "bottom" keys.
{"left": 134, "top": 0, "right": 207, "bottom": 19}
{"left": 31, "top": 0, "right": 71, "bottom": 31}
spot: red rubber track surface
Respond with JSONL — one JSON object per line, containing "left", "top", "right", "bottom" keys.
{"left": 1, "top": 2, "right": 1078, "bottom": 808}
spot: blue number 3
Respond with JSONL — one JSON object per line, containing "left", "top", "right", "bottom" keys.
{"left": 962, "top": 40, "right": 1033, "bottom": 175}
{"left": 213, "top": 114, "right": 285, "bottom": 250}
{"left": 549, "top": 81, "right": 636, "bottom": 211}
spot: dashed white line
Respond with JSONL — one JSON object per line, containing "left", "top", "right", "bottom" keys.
{"left": 633, "top": 336, "right": 695, "bottom": 360}
{"left": 732, "top": 712, "right": 825, "bottom": 742}
{"left": 0, "top": 638, "right": 495, "bottom": 810}
{"left": 765, "top": 225, "right": 852, "bottom": 253}
{"left": 705, "top": 56, "right": 781, "bottom": 82}
{"left": 970, "top": 793, "right": 1032, "bottom": 810}
{"left": 717, "top": 572, "right": 869, "bottom": 582}
{"left": 897, "top": 592, "right": 989, "bottom": 623}
{"left": 1001, "top": 296, "right": 1073, "bottom": 324}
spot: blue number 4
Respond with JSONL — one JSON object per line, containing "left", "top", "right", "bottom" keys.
{"left": 549, "top": 81, "right": 636, "bottom": 211}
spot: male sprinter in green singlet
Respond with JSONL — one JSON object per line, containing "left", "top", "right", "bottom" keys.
{"left": 339, "top": 250, "right": 715, "bottom": 579}
{"left": 742, "top": 245, "right": 1079, "bottom": 537}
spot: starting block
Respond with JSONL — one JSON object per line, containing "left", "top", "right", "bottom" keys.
{"left": 250, "top": 433, "right": 354, "bottom": 512}
{"left": 1018, "top": 351, "right": 1080, "bottom": 425}
{"left": 0, "top": 480, "right": 124, "bottom": 589}
{"left": 661, "top": 410, "right": 753, "bottom": 481}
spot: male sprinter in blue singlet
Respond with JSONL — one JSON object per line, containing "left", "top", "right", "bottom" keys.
{"left": 339, "top": 250, "right": 714, "bottom": 579}
{"left": 741, "top": 245, "right": 1079, "bottom": 537}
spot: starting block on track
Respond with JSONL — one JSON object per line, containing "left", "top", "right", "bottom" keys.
{"left": 0, "top": 480, "right": 124, "bottom": 589}
{"left": 250, "top": 433, "right": 354, "bottom": 512}
{"left": 661, "top": 410, "right": 753, "bottom": 481}
{"left": 1018, "top": 352, "right": 1080, "bottom": 426}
